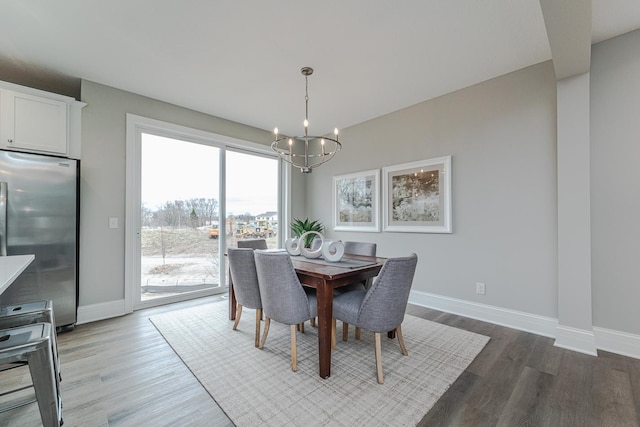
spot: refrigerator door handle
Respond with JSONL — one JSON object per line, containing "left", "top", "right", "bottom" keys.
{"left": 0, "top": 181, "right": 6, "bottom": 256}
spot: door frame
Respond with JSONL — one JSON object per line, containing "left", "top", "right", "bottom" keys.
{"left": 124, "top": 114, "right": 286, "bottom": 313}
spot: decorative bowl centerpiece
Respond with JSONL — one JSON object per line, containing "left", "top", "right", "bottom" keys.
{"left": 285, "top": 218, "right": 344, "bottom": 261}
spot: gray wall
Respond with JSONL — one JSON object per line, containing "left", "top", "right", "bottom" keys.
{"left": 591, "top": 30, "right": 640, "bottom": 335}
{"left": 306, "top": 61, "right": 559, "bottom": 319}
{"left": 302, "top": 28, "right": 640, "bottom": 338}
{"left": 79, "top": 80, "right": 272, "bottom": 306}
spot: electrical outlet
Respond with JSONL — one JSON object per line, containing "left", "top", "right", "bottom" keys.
{"left": 109, "top": 217, "right": 119, "bottom": 229}
{"left": 476, "top": 282, "right": 486, "bottom": 295}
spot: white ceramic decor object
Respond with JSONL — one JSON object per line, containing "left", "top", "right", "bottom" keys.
{"left": 284, "top": 238, "right": 301, "bottom": 256}
{"left": 298, "top": 231, "right": 324, "bottom": 259}
{"left": 322, "top": 240, "right": 345, "bottom": 262}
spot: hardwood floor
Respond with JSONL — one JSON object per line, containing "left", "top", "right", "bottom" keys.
{"left": 1, "top": 296, "right": 232, "bottom": 427}
{"left": 2, "top": 298, "right": 639, "bottom": 426}
{"left": 408, "top": 305, "right": 640, "bottom": 427}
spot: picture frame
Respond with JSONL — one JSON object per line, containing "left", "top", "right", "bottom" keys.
{"left": 333, "top": 169, "right": 380, "bottom": 232}
{"left": 383, "top": 156, "right": 452, "bottom": 233}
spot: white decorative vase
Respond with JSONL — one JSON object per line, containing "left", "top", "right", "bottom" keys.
{"left": 284, "top": 238, "right": 301, "bottom": 256}
{"left": 321, "top": 240, "right": 345, "bottom": 262}
{"left": 298, "top": 231, "right": 324, "bottom": 259}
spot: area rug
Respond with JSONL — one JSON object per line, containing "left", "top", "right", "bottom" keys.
{"left": 150, "top": 302, "right": 489, "bottom": 426}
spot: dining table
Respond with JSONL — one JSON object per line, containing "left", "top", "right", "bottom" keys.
{"left": 228, "top": 252, "right": 385, "bottom": 379}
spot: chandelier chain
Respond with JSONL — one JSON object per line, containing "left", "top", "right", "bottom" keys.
{"left": 305, "top": 74, "right": 309, "bottom": 138}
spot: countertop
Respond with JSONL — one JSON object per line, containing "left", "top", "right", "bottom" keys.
{"left": 0, "top": 254, "right": 35, "bottom": 296}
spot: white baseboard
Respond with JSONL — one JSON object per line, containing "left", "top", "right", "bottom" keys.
{"left": 409, "top": 290, "right": 640, "bottom": 360}
{"left": 594, "top": 326, "right": 640, "bottom": 360}
{"left": 409, "top": 290, "right": 558, "bottom": 338}
{"left": 554, "top": 324, "right": 597, "bottom": 356}
{"left": 76, "top": 299, "right": 127, "bottom": 325}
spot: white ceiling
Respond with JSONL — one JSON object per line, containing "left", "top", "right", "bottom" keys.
{"left": 1, "top": 1, "right": 639, "bottom": 138}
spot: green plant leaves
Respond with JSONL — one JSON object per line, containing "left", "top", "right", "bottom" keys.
{"left": 290, "top": 217, "right": 324, "bottom": 247}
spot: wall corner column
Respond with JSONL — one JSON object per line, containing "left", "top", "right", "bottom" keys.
{"left": 555, "top": 72, "right": 597, "bottom": 356}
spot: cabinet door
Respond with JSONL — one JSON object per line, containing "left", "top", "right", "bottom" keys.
{"left": 1, "top": 90, "right": 68, "bottom": 154}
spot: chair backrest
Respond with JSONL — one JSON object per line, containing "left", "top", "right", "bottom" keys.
{"left": 237, "top": 239, "right": 268, "bottom": 250}
{"left": 344, "top": 241, "right": 377, "bottom": 257}
{"left": 311, "top": 237, "right": 323, "bottom": 250}
{"left": 227, "top": 248, "right": 262, "bottom": 310}
{"left": 357, "top": 253, "right": 418, "bottom": 332}
{"left": 253, "top": 250, "right": 313, "bottom": 325}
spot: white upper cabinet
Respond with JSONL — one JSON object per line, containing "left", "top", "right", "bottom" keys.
{"left": 1, "top": 90, "right": 68, "bottom": 154}
{"left": 0, "top": 81, "right": 85, "bottom": 159}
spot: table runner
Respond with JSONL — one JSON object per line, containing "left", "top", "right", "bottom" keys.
{"left": 291, "top": 255, "right": 377, "bottom": 269}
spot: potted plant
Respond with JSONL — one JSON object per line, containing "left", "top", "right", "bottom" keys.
{"left": 290, "top": 218, "right": 324, "bottom": 248}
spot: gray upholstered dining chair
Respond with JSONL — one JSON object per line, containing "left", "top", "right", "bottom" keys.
{"left": 340, "top": 241, "right": 377, "bottom": 290}
{"left": 332, "top": 241, "right": 378, "bottom": 344}
{"left": 332, "top": 253, "right": 418, "bottom": 384}
{"left": 344, "top": 241, "right": 377, "bottom": 258}
{"left": 237, "top": 238, "right": 268, "bottom": 250}
{"left": 227, "top": 247, "right": 263, "bottom": 347}
{"left": 253, "top": 249, "right": 318, "bottom": 371}
{"left": 311, "top": 237, "right": 322, "bottom": 250}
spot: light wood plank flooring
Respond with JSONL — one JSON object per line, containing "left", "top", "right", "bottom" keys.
{"left": 2, "top": 297, "right": 640, "bottom": 426}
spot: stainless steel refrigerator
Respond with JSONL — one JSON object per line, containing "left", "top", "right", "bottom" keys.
{"left": 0, "top": 149, "right": 79, "bottom": 328}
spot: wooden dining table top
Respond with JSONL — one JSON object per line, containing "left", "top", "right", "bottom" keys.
{"left": 290, "top": 254, "right": 385, "bottom": 282}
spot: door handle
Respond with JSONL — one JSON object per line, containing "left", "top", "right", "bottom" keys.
{"left": 0, "top": 182, "right": 7, "bottom": 256}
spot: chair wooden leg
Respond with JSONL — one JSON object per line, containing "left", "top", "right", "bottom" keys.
{"left": 342, "top": 322, "right": 349, "bottom": 341}
{"left": 364, "top": 278, "right": 374, "bottom": 289}
{"left": 259, "top": 317, "right": 271, "bottom": 349}
{"left": 291, "top": 325, "right": 297, "bottom": 371}
{"left": 311, "top": 317, "right": 316, "bottom": 327}
{"left": 232, "top": 304, "right": 243, "bottom": 330}
{"left": 374, "top": 332, "right": 384, "bottom": 384}
{"left": 396, "top": 324, "right": 408, "bottom": 356}
{"left": 355, "top": 327, "right": 361, "bottom": 340}
{"left": 331, "top": 318, "right": 337, "bottom": 349}
{"left": 254, "top": 308, "right": 262, "bottom": 348}
{"left": 299, "top": 322, "right": 305, "bottom": 333}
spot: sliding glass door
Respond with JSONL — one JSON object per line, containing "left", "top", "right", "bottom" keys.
{"left": 140, "top": 133, "right": 221, "bottom": 303}
{"left": 126, "top": 115, "right": 282, "bottom": 311}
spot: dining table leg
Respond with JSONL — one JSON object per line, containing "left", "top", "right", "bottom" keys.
{"left": 315, "top": 281, "right": 333, "bottom": 378}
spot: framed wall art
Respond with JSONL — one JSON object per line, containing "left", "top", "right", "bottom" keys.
{"left": 333, "top": 169, "right": 380, "bottom": 232}
{"left": 382, "top": 156, "right": 452, "bottom": 233}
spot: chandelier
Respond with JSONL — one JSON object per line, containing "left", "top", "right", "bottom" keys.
{"left": 272, "top": 67, "right": 341, "bottom": 173}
